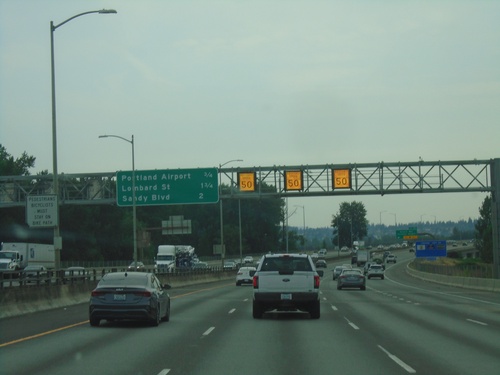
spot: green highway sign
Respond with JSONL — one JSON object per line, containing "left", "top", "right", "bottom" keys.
{"left": 116, "top": 168, "right": 218, "bottom": 207}
{"left": 396, "top": 228, "right": 418, "bottom": 239}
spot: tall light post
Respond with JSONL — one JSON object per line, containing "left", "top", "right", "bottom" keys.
{"left": 99, "top": 135, "right": 137, "bottom": 267}
{"left": 379, "top": 210, "right": 387, "bottom": 225}
{"left": 219, "top": 159, "right": 243, "bottom": 269}
{"left": 51, "top": 9, "right": 117, "bottom": 269}
{"left": 294, "top": 205, "right": 306, "bottom": 252}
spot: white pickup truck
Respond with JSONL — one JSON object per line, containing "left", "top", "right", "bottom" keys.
{"left": 252, "top": 253, "right": 323, "bottom": 319}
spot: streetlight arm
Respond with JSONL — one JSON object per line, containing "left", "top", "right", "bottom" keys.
{"left": 219, "top": 159, "right": 243, "bottom": 168}
{"left": 99, "top": 134, "right": 132, "bottom": 145}
{"left": 52, "top": 9, "right": 117, "bottom": 31}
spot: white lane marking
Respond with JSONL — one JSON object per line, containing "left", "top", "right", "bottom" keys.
{"left": 331, "top": 305, "right": 338, "bottom": 311}
{"left": 378, "top": 345, "right": 416, "bottom": 373}
{"left": 323, "top": 297, "right": 327, "bottom": 301}
{"left": 202, "top": 327, "right": 215, "bottom": 336}
{"left": 467, "top": 318, "right": 488, "bottom": 326}
{"left": 344, "top": 317, "right": 359, "bottom": 330}
{"left": 243, "top": 298, "right": 249, "bottom": 302}
{"left": 228, "top": 308, "right": 236, "bottom": 314}
{"left": 157, "top": 370, "right": 171, "bottom": 375}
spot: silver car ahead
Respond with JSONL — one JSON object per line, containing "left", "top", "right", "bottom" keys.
{"left": 89, "top": 272, "right": 171, "bottom": 327}
{"left": 337, "top": 269, "right": 366, "bottom": 290}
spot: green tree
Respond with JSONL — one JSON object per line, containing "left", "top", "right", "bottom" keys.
{"left": 475, "top": 195, "right": 493, "bottom": 263}
{"left": 331, "top": 201, "right": 368, "bottom": 248}
{"left": 0, "top": 144, "right": 36, "bottom": 176}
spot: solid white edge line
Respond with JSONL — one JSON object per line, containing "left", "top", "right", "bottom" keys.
{"left": 202, "top": 327, "right": 215, "bottom": 336}
{"left": 467, "top": 318, "right": 488, "bottom": 326}
{"left": 378, "top": 345, "right": 416, "bottom": 373}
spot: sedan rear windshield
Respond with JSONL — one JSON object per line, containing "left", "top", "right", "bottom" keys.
{"left": 99, "top": 274, "right": 148, "bottom": 287}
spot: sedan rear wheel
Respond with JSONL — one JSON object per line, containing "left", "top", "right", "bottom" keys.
{"left": 162, "top": 301, "right": 170, "bottom": 322}
{"left": 151, "top": 303, "right": 160, "bottom": 326}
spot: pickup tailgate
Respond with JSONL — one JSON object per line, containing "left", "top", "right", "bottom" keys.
{"left": 257, "top": 271, "right": 316, "bottom": 292}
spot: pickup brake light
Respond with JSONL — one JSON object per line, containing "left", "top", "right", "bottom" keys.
{"left": 314, "top": 275, "right": 320, "bottom": 289}
{"left": 253, "top": 275, "right": 259, "bottom": 288}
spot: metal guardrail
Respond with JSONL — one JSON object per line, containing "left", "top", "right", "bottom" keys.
{"left": 409, "top": 259, "right": 493, "bottom": 279}
{"left": 0, "top": 266, "right": 237, "bottom": 289}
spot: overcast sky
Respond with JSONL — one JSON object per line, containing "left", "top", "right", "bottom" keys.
{"left": 1, "top": 0, "right": 498, "bottom": 229}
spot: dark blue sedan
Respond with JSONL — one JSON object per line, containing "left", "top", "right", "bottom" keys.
{"left": 89, "top": 272, "right": 171, "bottom": 327}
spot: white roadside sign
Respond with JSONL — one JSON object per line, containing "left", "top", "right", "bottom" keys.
{"left": 26, "top": 195, "right": 58, "bottom": 227}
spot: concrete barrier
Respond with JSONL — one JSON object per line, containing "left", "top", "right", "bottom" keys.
{"left": 406, "top": 263, "right": 500, "bottom": 293}
{"left": 0, "top": 271, "right": 236, "bottom": 320}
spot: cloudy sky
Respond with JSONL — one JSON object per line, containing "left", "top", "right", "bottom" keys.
{"left": 1, "top": 0, "right": 498, "bottom": 228}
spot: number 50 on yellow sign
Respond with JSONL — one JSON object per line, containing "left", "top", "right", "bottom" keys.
{"left": 333, "top": 169, "right": 351, "bottom": 189}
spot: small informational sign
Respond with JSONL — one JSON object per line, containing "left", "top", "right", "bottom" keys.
{"left": 238, "top": 172, "right": 256, "bottom": 192}
{"left": 333, "top": 169, "right": 351, "bottom": 189}
{"left": 26, "top": 195, "right": 58, "bottom": 227}
{"left": 162, "top": 216, "right": 192, "bottom": 235}
{"left": 415, "top": 240, "right": 447, "bottom": 258}
{"left": 285, "top": 170, "right": 303, "bottom": 191}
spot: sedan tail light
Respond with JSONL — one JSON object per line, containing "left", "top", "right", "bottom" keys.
{"left": 91, "top": 290, "right": 106, "bottom": 297}
{"left": 253, "top": 275, "right": 259, "bottom": 288}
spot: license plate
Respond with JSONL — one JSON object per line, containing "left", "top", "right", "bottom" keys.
{"left": 114, "top": 294, "right": 126, "bottom": 301}
{"left": 281, "top": 293, "right": 292, "bottom": 300}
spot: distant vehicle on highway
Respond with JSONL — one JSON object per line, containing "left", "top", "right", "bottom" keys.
{"left": 224, "top": 261, "right": 237, "bottom": 270}
{"left": 366, "top": 264, "right": 385, "bottom": 279}
{"left": 192, "top": 262, "right": 210, "bottom": 270}
{"left": 243, "top": 256, "right": 254, "bottom": 264}
{"left": 89, "top": 271, "right": 170, "bottom": 327}
{"left": 127, "top": 261, "right": 146, "bottom": 271}
{"left": 386, "top": 254, "right": 397, "bottom": 264}
{"left": 23, "top": 265, "right": 50, "bottom": 283}
{"left": 337, "top": 269, "right": 366, "bottom": 290}
{"left": 235, "top": 266, "right": 256, "bottom": 286}
{"left": 315, "top": 259, "right": 327, "bottom": 268}
{"left": 333, "top": 265, "right": 344, "bottom": 280}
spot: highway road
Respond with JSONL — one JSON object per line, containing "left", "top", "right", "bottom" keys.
{"left": 1, "top": 250, "right": 499, "bottom": 375}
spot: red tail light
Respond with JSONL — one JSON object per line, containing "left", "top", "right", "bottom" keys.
{"left": 253, "top": 275, "right": 259, "bottom": 288}
{"left": 91, "top": 290, "right": 105, "bottom": 297}
{"left": 314, "top": 275, "right": 320, "bottom": 289}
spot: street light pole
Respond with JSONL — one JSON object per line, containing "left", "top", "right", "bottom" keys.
{"left": 99, "top": 135, "right": 137, "bottom": 267}
{"left": 219, "top": 159, "right": 243, "bottom": 269}
{"left": 379, "top": 210, "right": 387, "bottom": 225}
{"left": 51, "top": 9, "right": 117, "bottom": 269}
{"left": 294, "top": 205, "right": 306, "bottom": 252}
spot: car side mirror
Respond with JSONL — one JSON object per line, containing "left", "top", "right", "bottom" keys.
{"left": 316, "top": 270, "right": 324, "bottom": 277}
{"left": 163, "top": 284, "right": 172, "bottom": 290}
{"left": 249, "top": 271, "right": 256, "bottom": 277}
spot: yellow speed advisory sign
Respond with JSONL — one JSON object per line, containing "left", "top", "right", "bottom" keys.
{"left": 333, "top": 169, "right": 351, "bottom": 189}
{"left": 285, "top": 170, "right": 303, "bottom": 191}
{"left": 238, "top": 172, "right": 256, "bottom": 192}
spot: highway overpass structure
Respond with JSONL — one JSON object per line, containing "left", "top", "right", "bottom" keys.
{"left": 1, "top": 158, "right": 499, "bottom": 277}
